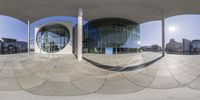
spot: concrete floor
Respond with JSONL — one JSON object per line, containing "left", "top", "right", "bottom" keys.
{"left": 1, "top": 52, "right": 200, "bottom": 99}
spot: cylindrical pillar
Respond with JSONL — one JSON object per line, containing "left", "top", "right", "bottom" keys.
{"left": 77, "top": 8, "right": 83, "bottom": 61}
{"left": 27, "top": 20, "right": 30, "bottom": 54}
{"left": 161, "top": 14, "right": 165, "bottom": 56}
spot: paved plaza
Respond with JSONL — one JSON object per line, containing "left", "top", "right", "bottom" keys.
{"left": 1, "top": 52, "right": 200, "bottom": 99}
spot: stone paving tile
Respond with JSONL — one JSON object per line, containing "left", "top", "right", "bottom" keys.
{"left": 173, "top": 72, "right": 198, "bottom": 84}
{"left": 15, "top": 69, "right": 33, "bottom": 77}
{"left": 68, "top": 70, "right": 90, "bottom": 81}
{"left": 149, "top": 76, "right": 180, "bottom": 89}
{"left": 123, "top": 70, "right": 156, "bottom": 87}
{"left": 0, "top": 77, "right": 21, "bottom": 91}
{"left": 185, "top": 68, "right": 200, "bottom": 77}
{"left": 3, "top": 64, "right": 14, "bottom": 71}
{"left": 105, "top": 72, "right": 126, "bottom": 81}
{"left": 73, "top": 76, "right": 105, "bottom": 93}
{"left": 96, "top": 79, "right": 144, "bottom": 94}
{"left": 0, "top": 63, "right": 5, "bottom": 70}
{"left": 81, "top": 64, "right": 109, "bottom": 76}
{"left": 17, "top": 74, "right": 47, "bottom": 89}
{"left": 48, "top": 73, "right": 71, "bottom": 82}
{"left": 189, "top": 77, "right": 200, "bottom": 89}
{"left": 83, "top": 53, "right": 142, "bottom": 67}
{"left": 167, "top": 64, "right": 184, "bottom": 75}
{"left": 0, "top": 70, "right": 15, "bottom": 78}
{"left": 28, "top": 81, "right": 88, "bottom": 96}
{"left": 34, "top": 70, "right": 50, "bottom": 79}
{"left": 13, "top": 63, "right": 24, "bottom": 71}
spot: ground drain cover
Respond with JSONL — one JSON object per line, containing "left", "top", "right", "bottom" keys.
{"left": 47, "top": 62, "right": 64, "bottom": 70}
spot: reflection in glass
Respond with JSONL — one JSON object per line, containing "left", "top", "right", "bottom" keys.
{"left": 37, "top": 24, "right": 70, "bottom": 53}
{"left": 83, "top": 18, "right": 140, "bottom": 54}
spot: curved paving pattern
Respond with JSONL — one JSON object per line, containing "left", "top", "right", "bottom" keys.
{"left": 83, "top": 52, "right": 162, "bottom": 71}
{"left": 0, "top": 52, "right": 200, "bottom": 96}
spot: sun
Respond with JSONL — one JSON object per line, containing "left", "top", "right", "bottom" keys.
{"left": 168, "top": 26, "right": 177, "bottom": 33}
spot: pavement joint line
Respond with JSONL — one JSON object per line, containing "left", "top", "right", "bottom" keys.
{"left": 122, "top": 63, "right": 159, "bottom": 88}
{"left": 2, "top": 53, "right": 200, "bottom": 95}
{"left": 165, "top": 59, "right": 182, "bottom": 87}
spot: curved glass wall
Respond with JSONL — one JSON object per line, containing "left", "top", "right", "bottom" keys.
{"left": 36, "top": 24, "right": 70, "bottom": 53}
{"left": 83, "top": 18, "right": 140, "bottom": 54}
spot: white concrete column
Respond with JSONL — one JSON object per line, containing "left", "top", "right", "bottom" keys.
{"left": 161, "top": 14, "right": 165, "bottom": 56}
{"left": 27, "top": 20, "right": 30, "bottom": 54}
{"left": 77, "top": 8, "right": 83, "bottom": 61}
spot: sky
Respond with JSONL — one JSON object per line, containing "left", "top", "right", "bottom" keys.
{"left": 0, "top": 14, "right": 200, "bottom": 47}
{"left": 140, "top": 14, "right": 200, "bottom": 46}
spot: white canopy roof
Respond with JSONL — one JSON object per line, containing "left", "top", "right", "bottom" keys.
{"left": 0, "top": 0, "right": 200, "bottom": 23}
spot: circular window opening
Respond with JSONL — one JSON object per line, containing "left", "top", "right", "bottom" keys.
{"left": 36, "top": 24, "right": 70, "bottom": 53}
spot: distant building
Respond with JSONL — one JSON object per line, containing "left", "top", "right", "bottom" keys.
{"left": 183, "top": 39, "right": 191, "bottom": 52}
{"left": 0, "top": 38, "right": 27, "bottom": 54}
{"left": 166, "top": 38, "right": 200, "bottom": 54}
{"left": 151, "top": 45, "right": 161, "bottom": 51}
{"left": 166, "top": 39, "right": 183, "bottom": 52}
{"left": 141, "top": 45, "right": 161, "bottom": 52}
{"left": 191, "top": 40, "right": 200, "bottom": 52}
{"left": 141, "top": 46, "right": 151, "bottom": 51}
{"left": 0, "top": 39, "right": 3, "bottom": 54}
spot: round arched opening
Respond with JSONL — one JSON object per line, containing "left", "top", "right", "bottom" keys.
{"left": 36, "top": 24, "right": 70, "bottom": 53}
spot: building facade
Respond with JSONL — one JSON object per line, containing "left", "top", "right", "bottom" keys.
{"left": 166, "top": 39, "right": 183, "bottom": 52}
{"left": 35, "top": 18, "right": 141, "bottom": 55}
{"left": 0, "top": 38, "right": 27, "bottom": 54}
{"left": 0, "top": 39, "right": 3, "bottom": 54}
{"left": 183, "top": 39, "right": 191, "bottom": 52}
{"left": 82, "top": 18, "right": 140, "bottom": 54}
{"left": 166, "top": 39, "right": 200, "bottom": 54}
{"left": 191, "top": 40, "right": 200, "bottom": 52}
{"left": 142, "top": 45, "right": 161, "bottom": 52}
{"left": 35, "top": 22, "right": 73, "bottom": 54}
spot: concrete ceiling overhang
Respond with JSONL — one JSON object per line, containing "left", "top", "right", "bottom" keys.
{"left": 0, "top": 0, "right": 200, "bottom": 24}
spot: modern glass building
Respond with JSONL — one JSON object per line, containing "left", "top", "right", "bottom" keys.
{"left": 36, "top": 24, "right": 70, "bottom": 53}
{"left": 191, "top": 40, "right": 200, "bottom": 52}
{"left": 83, "top": 18, "right": 140, "bottom": 54}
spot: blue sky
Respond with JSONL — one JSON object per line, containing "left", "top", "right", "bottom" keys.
{"left": 0, "top": 15, "right": 200, "bottom": 47}
{"left": 140, "top": 14, "right": 200, "bottom": 46}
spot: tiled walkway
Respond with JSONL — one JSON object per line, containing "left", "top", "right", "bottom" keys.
{"left": 0, "top": 52, "right": 200, "bottom": 98}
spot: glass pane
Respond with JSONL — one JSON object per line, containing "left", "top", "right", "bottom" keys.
{"left": 36, "top": 24, "right": 70, "bottom": 53}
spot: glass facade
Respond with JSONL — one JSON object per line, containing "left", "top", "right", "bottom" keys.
{"left": 0, "top": 38, "right": 27, "bottom": 54}
{"left": 191, "top": 40, "right": 200, "bottom": 52}
{"left": 83, "top": 18, "right": 140, "bottom": 54}
{"left": 36, "top": 24, "right": 70, "bottom": 53}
